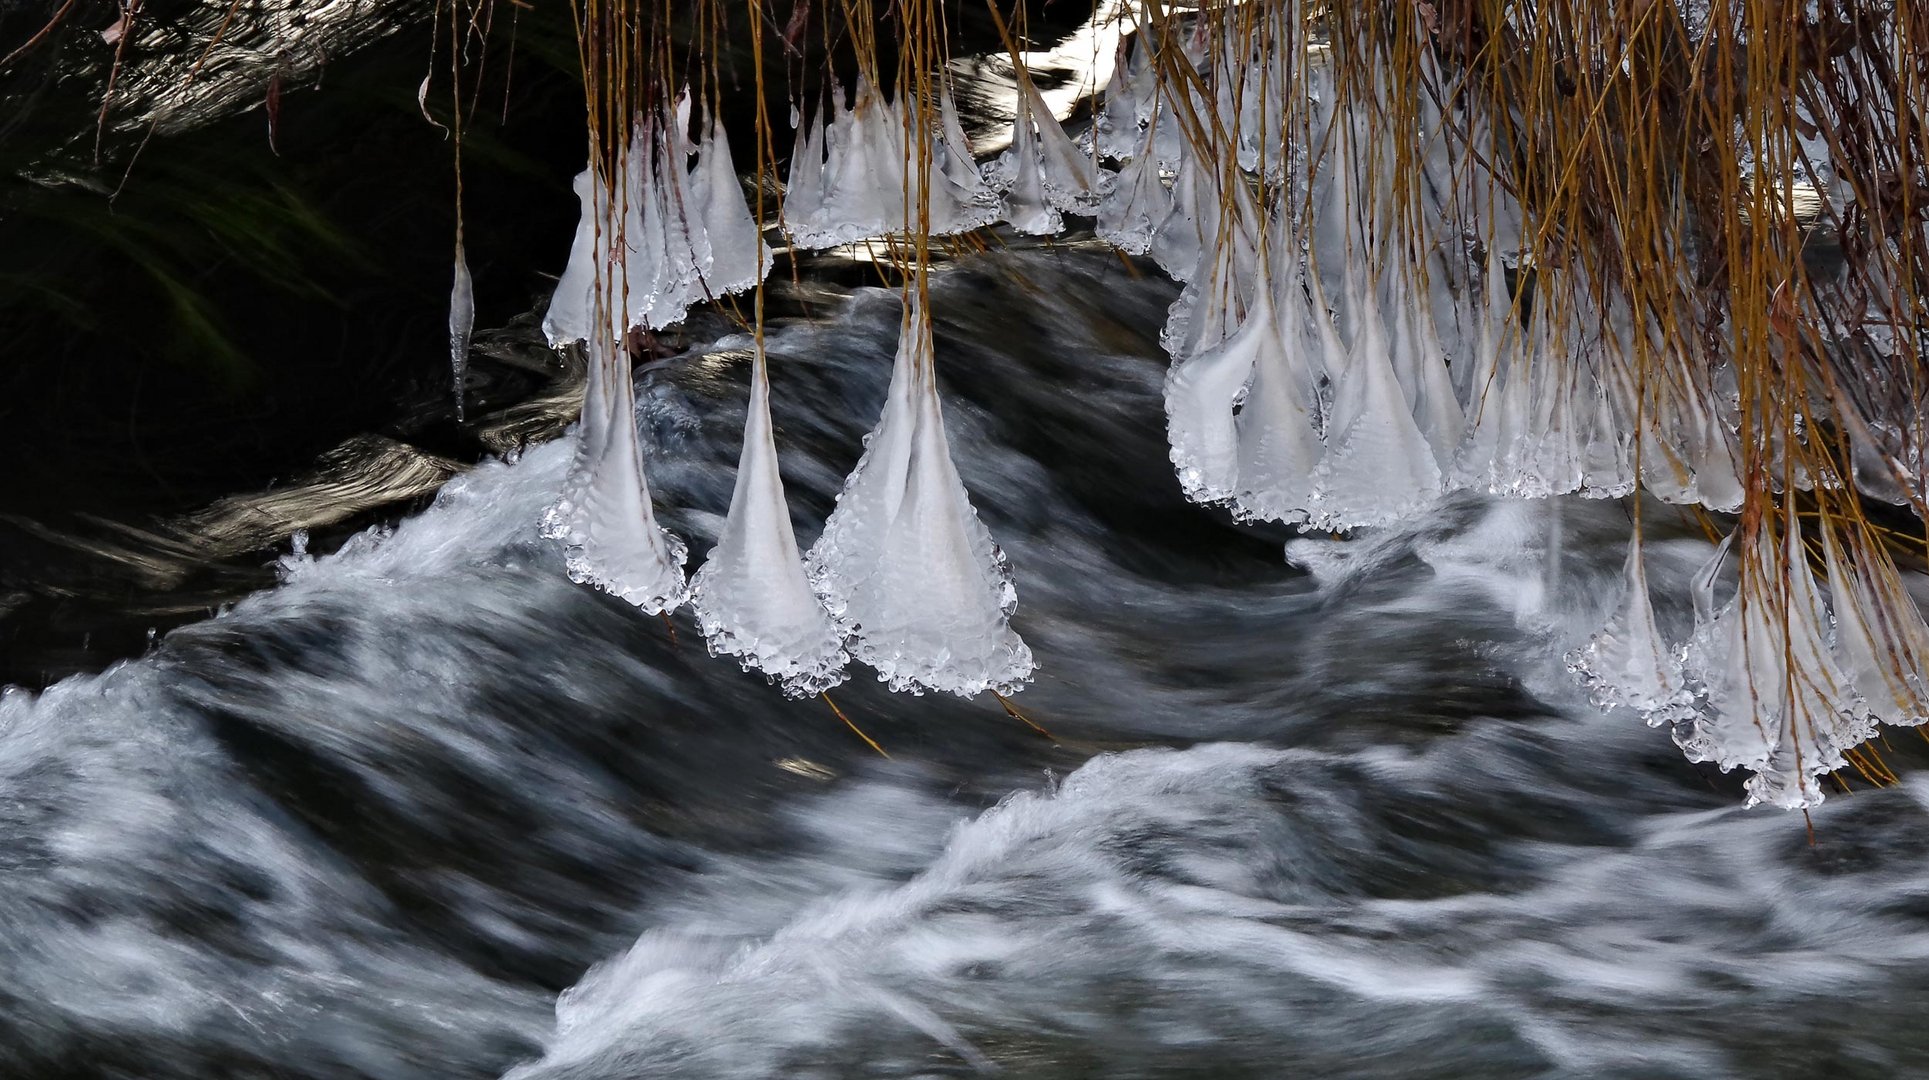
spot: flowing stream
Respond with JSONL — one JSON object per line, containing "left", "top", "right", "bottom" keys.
{"left": 6, "top": 245, "right": 1929, "bottom": 1079}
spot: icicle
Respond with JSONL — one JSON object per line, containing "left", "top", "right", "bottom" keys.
{"left": 1308, "top": 272, "right": 1443, "bottom": 529}
{"left": 691, "top": 115, "right": 767, "bottom": 297}
{"left": 783, "top": 105, "right": 828, "bottom": 243}
{"left": 1450, "top": 256, "right": 1513, "bottom": 491}
{"left": 1092, "top": 35, "right": 1146, "bottom": 160}
{"left": 1678, "top": 522, "right": 1860, "bottom": 810}
{"left": 1392, "top": 270, "right": 1465, "bottom": 470}
{"left": 985, "top": 86, "right": 1062, "bottom": 236}
{"left": 1231, "top": 275, "right": 1324, "bottom": 523}
{"left": 690, "top": 348, "right": 848, "bottom": 696}
{"left": 1165, "top": 280, "right": 1263, "bottom": 507}
{"left": 645, "top": 103, "right": 713, "bottom": 329}
{"left": 1019, "top": 79, "right": 1101, "bottom": 214}
{"left": 1095, "top": 130, "right": 1169, "bottom": 255}
{"left": 1149, "top": 142, "right": 1206, "bottom": 281}
{"left": 1569, "top": 527, "right": 1691, "bottom": 723}
{"left": 544, "top": 169, "right": 618, "bottom": 347}
{"left": 449, "top": 238, "right": 474, "bottom": 422}
{"left": 543, "top": 329, "right": 689, "bottom": 613}
{"left": 1825, "top": 526, "right": 1929, "bottom": 724}
{"left": 807, "top": 296, "right": 1033, "bottom": 696}
{"left": 930, "top": 84, "right": 999, "bottom": 234}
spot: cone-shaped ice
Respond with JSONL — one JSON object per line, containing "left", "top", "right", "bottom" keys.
{"left": 826, "top": 80, "right": 903, "bottom": 239}
{"left": 690, "top": 348, "right": 849, "bottom": 696}
{"left": 919, "top": 84, "right": 1000, "bottom": 236}
{"left": 807, "top": 296, "right": 1033, "bottom": 696}
{"left": 1231, "top": 276, "right": 1324, "bottom": 523}
{"left": 546, "top": 111, "right": 728, "bottom": 344}
{"left": 1095, "top": 128, "right": 1169, "bottom": 255}
{"left": 634, "top": 109, "right": 712, "bottom": 331}
{"left": 1164, "top": 279, "right": 1261, "bottom": 506}
{"left": 1824, "top": 525, "right": 1929, "bottom": 725}
{"left": 1678, "top": 521, "right": 1859, "bottom": 809}
{"left": 1686, "top": 390, "right": 1745, "bottom": 512}
{"left": 805, "top": 307, "right": 921, "bottom": 625}
{"left": 1577, "top": 366, "right": 1636, "bottom": 498}
{"left": 1091, "top": 32, "right": 1158, "bottom": 159}
{"left": 1571, "top": 528, "right": 1691, "bottom": 723}
{"left": 691, "top": 115, "right": 768, "bottom": 297}
{"left": 938, "top": 84, "right": 986, "bottom": 193}
{"left": 1392, "top": 272, "right": 1466, "bottom": 470}
{"left": 1020, "top": 79, "right": 1101, "bottom": 214}
{"left": 1308, "top": 274, "right": 1443, "bottom": 529}
{"left": 782, "top": 105, "right": 827, "bottom": 238}
{"left": 986, "top": 87, "right": 1062, "bottom": 235}
{"left": 542, "top": 329, "right": 690, "bottom": 613}
{"left": 545, "top": 169, "right": 626, "bottom": 347}
{"left": 782, "top": 83, "right": 991, "bottom": 247}
{"left": 1450, "top": 256, "right": 1518, "bottom": 492}
{"left": 1149, "top": 142, "right": 1206, "bottom": 281}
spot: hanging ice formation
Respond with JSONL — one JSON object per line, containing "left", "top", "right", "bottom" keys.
{"left": 782, "top": 79, "right": 996, "bottom": 249}
{"left": 541, "top": 316, "right": 690, "bottom": 614}
{"left": 450, "top": 239, "right": 474, "bottom": 422}
{"left": 690, "top": 113, "right": 769, "bottom": 297}
{"left": 985, "top": 76, "right": 1103, "bottom": 227}
{"left": 982, "top": 78, "right": 1063, "bottom": 236}
{"left": 1567, "top": 527, "right": 1691, "bottom": 723}
{"left": 1671, "top": 520, "right": 1866, "bottom": 809}
{"left": 543, "top": 104, "right": 769, "bottom": 347}
{"left": 805, "top": 295, "right": 1034, "bottom": 696}
{"left": 690, "top": 347, "right": 850, "bottom": 696}
{"left": 526, "top": 0, "right": 1929, "bottom": 799}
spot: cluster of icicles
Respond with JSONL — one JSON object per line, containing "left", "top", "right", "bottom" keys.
{"left": 1580, "top": 519, "right": 1929, "bottom": 809}
{"left": 531, "top": 35, "right": 1929, "bottom": 802}
{"left": 1070, "top": 25, "right": 1929, "bottom": 808}
{"left": 540, "top": 92, "right": 1032, "bottom": 699}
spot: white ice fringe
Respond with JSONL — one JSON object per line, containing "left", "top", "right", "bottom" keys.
{"left": 690, "top": 114, "right": 770, "bottom": 297}
{"left": 630, "top": 101, "right": 710, "bottom": 332}
{"left": 690, "top": 348, "right": 849, "bottom": 696}
{"left": 805, "top": 297, "right": 1034, "bottom": 696}
{"left": 1824, "top": 526, "right": 1929, "bottom": 725}
{"left": 1569, "top": 527, "right": 1691, "bottom": 723}
{"left": 785, "top": 81, "right": 993, "bottom": 249}
{"left": 984, "top": 84, "right": 1062, "bottom": 236}
{"left": 543, "top": 169, "right": 624, "bottom": 347}
{"left": 1089, "top": 31, "right": 1158, "bottom": 160}
{"left": 543, "top": 103, "right": 764, "bottom": 345}
{"left": 1306, "top": 272, "right": 1443, "bottom": 530}
{"left": 1230, "top": 273, "right": 1324, "bottom": 523}
{"left": 1678, "top": 522, "right": 1865, "bottom": 809}
{"left": 1021, "top": 78, "right": 1102, "bottom": 215}
{"left": 542, "top": 331, "right": 690, "bottom": 613}
{"left": 1094, "top": 139, "right": 1169, "bottom": 255}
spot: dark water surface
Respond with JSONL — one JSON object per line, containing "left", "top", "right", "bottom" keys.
{"left": 5, "top": 248, "right": 1929, "bottom": 1080}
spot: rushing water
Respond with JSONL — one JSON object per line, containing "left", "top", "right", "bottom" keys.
{"left": 6, "top": 244, "right": 1929, "bottom": 1079}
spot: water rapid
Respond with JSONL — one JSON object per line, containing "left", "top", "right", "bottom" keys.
{"left": 6, "top": 246, "right": 1929, "bottom": 1079}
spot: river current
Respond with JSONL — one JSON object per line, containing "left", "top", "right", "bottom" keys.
{"left": 6, "top": 245, "right": 1929, "bottom": 1079}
